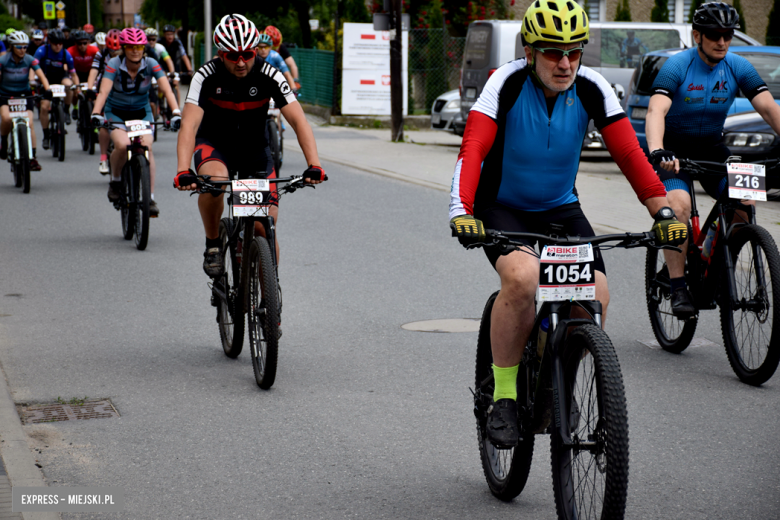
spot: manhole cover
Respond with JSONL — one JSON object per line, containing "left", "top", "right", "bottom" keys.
{"left": 401, "top": 319, "right": 480, "bottom": 333}
{"left": 18, "top": 399, "right": 119, "bottom": 424}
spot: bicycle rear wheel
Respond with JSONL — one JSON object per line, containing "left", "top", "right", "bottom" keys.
{"left": 56, "top": 104, "right": 66, "bottom": 162}
{"left": 268, "top": 122, "right": 281, "bottom": 174}
{"left": 218, "top": 218, "right": 245, "bottom": 358}
{"left": 50, "top": 113, "right": 59, "bottom": 158}
{"left": 131, "top": 155, "right": 151, "bottom": 250}
{"left": 79, "top": 103, "right": 89, "bottom": 152}
{"left": 247, "top": 236, "right": 279, "bottom": 389}
{"left": 17, "top": 127, "right": 30, "bottom": 194}
{"left": 720, "top": 224, "right": 780, "bottom": 385}
{"left": 645, "top": 246, "right": 697, "bottom": 353}
{"left": 475, "top": 290, "right": 535, "bottom": 501}
{"left": 120, "top": 166, "right": 135, "bottom": 240}
{"left": 551, "top": 324, "right": 629, "bottom": 520}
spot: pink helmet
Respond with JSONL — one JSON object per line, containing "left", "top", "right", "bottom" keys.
{"left": 119, "top": 27, "right": 147, "bottom": 46}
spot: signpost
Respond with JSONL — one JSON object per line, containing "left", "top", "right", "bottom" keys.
{"left": 55, "top": 2, "right": 65, "bottom": 22}
{"left": 43, "top": 1, "right": 56, "bottom": 20}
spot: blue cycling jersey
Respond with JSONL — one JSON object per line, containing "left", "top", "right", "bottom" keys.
{"left": 0, "top": 53, "right": 40, "bottom": 94}
{"left": 34, "top": 44, "right": 75, "bottom": 78}
{"left": 651, "top": 47, "right": 767, "bottom": 141}
{"left": 102, "top": 56, "right": 166, "bottom": 111}
{"left": 261, "top": 50, "right": 289, "bottom": 74}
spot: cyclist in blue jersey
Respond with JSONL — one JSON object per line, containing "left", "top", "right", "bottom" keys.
{"left": 620, "top": 30, "right": 647, "bottom": 68}
{"left": 256, "top": 34, "right": 295, "bottom": 89}
{"left": 35, "top": 29, "right": 79, "bottom": 149}
{"left": 449, "top": 0, "right": 686, "bottom": 448}
{"left": 646, "top": 2, "right": 780, "bottom": 318}
{"left": 91, "top": 28, "right": 180, "bottom": 217}
{"left": 0, "top": 31, "right": 51, "bottom": 171}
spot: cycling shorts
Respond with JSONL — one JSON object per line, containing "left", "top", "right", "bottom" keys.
{"left": 193, "top": 138, "right": 278, "bottom": 206}
{"left": 0, "top": 95, "right": 35, "bottom": 111}
{"left": 655, "top": 136, "right": 730, "bottom": 199}
{"left": 474, "top": 201, "right": 606, "bottom": 274}
{"left": 105, "top": 105, "right": 153, "bottom": 131}
{"left": 76, "top": 70, "right": 90, "bottom": 84}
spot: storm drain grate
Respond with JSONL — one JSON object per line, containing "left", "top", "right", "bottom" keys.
{"left": 18, "top": 399, "right": 120, "bottom": 424}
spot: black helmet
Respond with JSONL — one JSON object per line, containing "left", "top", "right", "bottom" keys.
{"left": 693, "top": 2, "right": 740, "bottom": 30}
{"left": 163, "top": 24, "right": 176, "bottom": 33}
{"left": 48, "top": 29, "right": 65, "bottom": 44}
{"left": 74, "top": 30, "right": 89, "bottom": 41}
{"left": 62, "top": 25, "right": 70, "bottom": 32}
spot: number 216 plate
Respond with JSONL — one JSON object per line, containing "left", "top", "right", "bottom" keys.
{"left": 728, "top": 163, "right": 766, "bottom": 201}
{"left": 231, "top": 179, "right": 270, "bottom": 217}
{"left": 536, "top": 244, "right": 596, "bottom": 302}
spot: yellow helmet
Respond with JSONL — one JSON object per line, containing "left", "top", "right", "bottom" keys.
{"left": 522, "top": 0, "right": 589, "bottom": 46}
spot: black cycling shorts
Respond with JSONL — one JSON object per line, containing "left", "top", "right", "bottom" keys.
{"left": 474, "top": 201, "right": 606, "bottom": 275}
{"left": 0, "top": 95, "right": 35, "bottom": 111}
{"left": 193, "top": 138, "right": 278, "bottom": 206}
{"left": 655, "top": 136, "right": 731, "bottom": 199}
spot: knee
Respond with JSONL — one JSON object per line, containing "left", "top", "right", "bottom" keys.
{"left": 500, "top": 271, "right": 538, "bottom": 307}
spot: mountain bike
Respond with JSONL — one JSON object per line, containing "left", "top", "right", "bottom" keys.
{"left": 3, "top": 94, "right": 37, "bottom": 194}
{"left": 48, "top": 84, "right": 67, "bottom": 162}
{"left": 100, "top": 120, "right": 167, "bottom": 250}
{"left": 471, "top": 228, "right": 670, "bottom": 519}
{"left": 645, "top": 158, "right": 780, "bottom": 386}
{"left": 74, "top": 84, "right": 97, "bottom": 154}
{"left": 190, "top": 170, "right": 327, "bottom": 389}
{"left": 267, "top": 98, "right": 283, "bottom": 173}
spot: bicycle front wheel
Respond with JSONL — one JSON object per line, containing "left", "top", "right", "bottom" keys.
{"left": 720, "top": 224, "right": 780, "bottom": 386}
{"left": 475, "top": 290, "right": 535, "bottom": 501}
{"left": 131, "top": 155, "right": 151, "bottom": 250}
{"left": 218, "top": 218, "right": 245, "bottom": 358}
{"left": 56, "top": 103, "right": 66, "bottom": 162}
{"left": 551, "top": 324, "right": 629, "bottom": 520}
{"left": 268, "top": 122, "right": 281, "bottom": 174}
{"left": 247, "top": 236, "right": 279, "bottom": 389}
{"left": 17, "top": 127, "right": 30, "bottom": 194}
{"left": 645, "top": 246, "right": 697, "bottom": 353}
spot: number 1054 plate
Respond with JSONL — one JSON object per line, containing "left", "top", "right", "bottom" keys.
{"left": 536, "top": 244, "right": 596, "bottom": 302}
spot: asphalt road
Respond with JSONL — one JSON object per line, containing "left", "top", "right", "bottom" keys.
{"left": 0, "top": 119, "right": 779, "bottom": 519}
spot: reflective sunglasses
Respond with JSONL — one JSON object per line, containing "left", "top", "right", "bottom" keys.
{"left": 14, "top": 45, "right": 28, "bottom": 50}
{"left": 703, "top": 29, "right": 734, "bottom": 42}
{"left": 222, "top": 50, "right": 255, "bottom": 63}
{"left": 535, "top": 46, "right": 584, "bottom": 62}
{"left": 124, "top": 44, "right": 145, "bottom": 51}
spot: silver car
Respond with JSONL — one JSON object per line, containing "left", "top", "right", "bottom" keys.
{"left": 431, "top": 89, "right": 463, "bottom": 135}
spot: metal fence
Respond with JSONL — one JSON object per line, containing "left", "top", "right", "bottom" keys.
{"left": 408, "top": 29, "right": 465, "bottom": 114}
{"left": 288, "top": 48, "right": 334, "bottom": 108}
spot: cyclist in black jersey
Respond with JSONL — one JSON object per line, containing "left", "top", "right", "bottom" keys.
{"left": 174, "top": 14, "right": 325, "bottom": 278}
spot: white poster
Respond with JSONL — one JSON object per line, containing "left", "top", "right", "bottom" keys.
{"left": 341, "top": 23, "right": 408, "bottom": 116}
{"left": 341, "top": 69, "right": 408, "bottom": 116}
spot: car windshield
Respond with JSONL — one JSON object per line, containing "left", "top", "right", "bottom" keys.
{"left": 737, "top": 53, "right": 780, "bottom": 98}
{"left": 634, "top": 55, "right": 669, "bottom": 96}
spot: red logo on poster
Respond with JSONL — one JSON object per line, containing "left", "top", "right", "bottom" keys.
{"left": 361, "top": 34, "right": 375, "bottom": 39}
{"left": 382, "top": 32, "right": 390, "bottom": 40}
{"left": 381, "top": 75, "right": 391, "bottom": 86}
{"left": 360, "top": 79, "right": 375, "bottom": 85}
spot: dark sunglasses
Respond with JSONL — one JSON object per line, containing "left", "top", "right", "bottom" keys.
{"left": 703, "top": 29, "right": 734, "bottom": 42}
{"left": 222, "top": 50, "right": 255, "bottom": 63}
{"left": 535, "top": 46, "right": 583, "bottom": 62}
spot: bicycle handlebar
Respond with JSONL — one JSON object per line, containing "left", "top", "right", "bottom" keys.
{"left": 678, "top": 157, "right": 780, "bottom": 176}
{"left": 189, "top": 173, "right": 326, "bottom": 197}
{"left": 474, "top": 228, "right": 678, "bottom": 252}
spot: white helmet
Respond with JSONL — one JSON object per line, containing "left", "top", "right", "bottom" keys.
{"left": 32, "top": 30, "right": 44, "bottom": 40}
{"left": 145, "top": 27, "right": 158, "bottom": 37}
{"left": 213, "top": 14, "right": 258, "bottom": 52}
{"left": 94, "top": 31, "right": 106, "bottom": 45}
{"left": 7, "top": 31, "right": 29, "bottom": 45}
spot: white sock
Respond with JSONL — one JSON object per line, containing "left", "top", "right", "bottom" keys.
{"left": 150, "top": 193, "right": 155, "bottom": 201}
{"left": 111, "top": 175, "right": 121, "bottom": 182}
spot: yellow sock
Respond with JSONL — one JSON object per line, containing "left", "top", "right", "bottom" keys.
{"left": 492, "top": 364, "right": 519, "bottom": 401}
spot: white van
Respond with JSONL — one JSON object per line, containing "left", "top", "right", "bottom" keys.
{"left": 455, "top": 20, "right": 759, "bottom": 139}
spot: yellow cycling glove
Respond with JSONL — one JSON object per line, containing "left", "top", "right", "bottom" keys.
{"left": 450, "top": 215, "right": 486, "bottom": 247}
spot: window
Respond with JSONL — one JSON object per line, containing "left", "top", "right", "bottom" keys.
{"left": 579, "top": 0, "right": 600, "bottom": 22}
{"left": 463, "top": 25, "right": 492, "bottom": 70}
{"left": 634, "top": 55, "right": 669, "bottom": 95}
{"left": 600, "top": 29, "right": 681, "bottom": 69}
{"left": 737, "top": 54, "right": 780, "bottom": 98}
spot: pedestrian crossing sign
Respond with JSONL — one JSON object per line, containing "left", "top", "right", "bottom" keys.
{"left": 43, "top": 1, "right": 55, "bottom": 20}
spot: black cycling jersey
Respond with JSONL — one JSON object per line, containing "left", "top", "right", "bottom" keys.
{"left": 277, "top": 43, "right": 291, "bottom": 61}
{"left": 161, "top": 38, "right": 187, "bottom": 72}
{"left": 186, "top": 58, "right": 297, "bottom": 172}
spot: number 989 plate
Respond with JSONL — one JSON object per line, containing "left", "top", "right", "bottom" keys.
{"left": 536, "top": 244, "right": 596, "bottom": 302}
{"left": 231, "top": 179, "right": 270, "bottom": 217}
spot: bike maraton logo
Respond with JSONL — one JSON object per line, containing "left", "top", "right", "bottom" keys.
{"left": 249, "top": 87, "right": 258, "bottom": 96}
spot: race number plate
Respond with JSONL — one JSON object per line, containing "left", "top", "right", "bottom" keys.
{"left": 231, "top": 179, "right": 270, "bottom": 217}
{"left": 125, "top": 120, "right": 152, "bottom": 138}
{"left": 728, "top": 163, "right": 766, "bottom": 201}
{"left": 536, "top": 244, "right": 596, "bottom": 302}
{"left": 51, "top": 85, "right": 66, "bottom": 98}
{"left": 8, "top": 98, "right": 27, "bottom": 113}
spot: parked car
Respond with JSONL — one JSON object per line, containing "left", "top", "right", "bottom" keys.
{"left": 721, "top": 110, "right": 780, "bottom": 199}
{"left": 454, "top": 19, "right": 759, "bottom": 137}
{"left": 430, "top": 89, "right": 463, "bottom": 134}
{"left": 626, "top": 46, "right": 780, "bottom": 153}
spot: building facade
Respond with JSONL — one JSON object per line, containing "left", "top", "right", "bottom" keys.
{"left": 507, "top": 0, "right": 772, "bottom": 45}
{"left": 103, "top": 0, "right": 143, "bottom": 28}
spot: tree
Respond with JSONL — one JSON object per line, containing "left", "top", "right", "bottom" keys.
{"left": 614, "top": 0, "right": 631, "bottom": 22}
{"left": 769, "top": 0, "right": 780, "bottom": 45}
{"left": 650, "top": 0, "right": 669, "bottom": 23}
{"left": 688, "top": 0, "right": 704, "bottom": 23}
{"left": 732, "top": 0, "right": 745, "bottom": 34}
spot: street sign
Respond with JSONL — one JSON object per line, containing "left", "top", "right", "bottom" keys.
{"left": 55, "top": 1, "right": 65, "bottom": 10}
{"left": 57, "top": 10, "right": 65, "bottom": 18}
{"left": 43, "top": 1, "right": 55, "bottom": 20}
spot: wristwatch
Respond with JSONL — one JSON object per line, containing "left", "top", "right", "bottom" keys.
{"left": 654, "top": 206, "right": 676, "bottom": 221}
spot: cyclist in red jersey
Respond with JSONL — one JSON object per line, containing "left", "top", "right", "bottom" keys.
{"left": 67, "top": 30, "right": 98, "bottom": 122}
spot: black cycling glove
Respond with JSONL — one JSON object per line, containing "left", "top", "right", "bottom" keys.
{"left": 450, "top": 215, "right": 486, "bottom": 247}
{"left": 173, "top": 169, "right": 198, "bottom": 189}
{"left": 303, "top": 165, "right": 327, "bottom": 182}
{"left": 649, "top": 148, "right": 676, "bottom": 167}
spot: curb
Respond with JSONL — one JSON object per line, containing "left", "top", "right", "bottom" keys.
{"left": 0, "top": 363, "right": 59, "bottom": 520}
{"left": 300, "top": 103, "right": 432, "bottom": 129}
